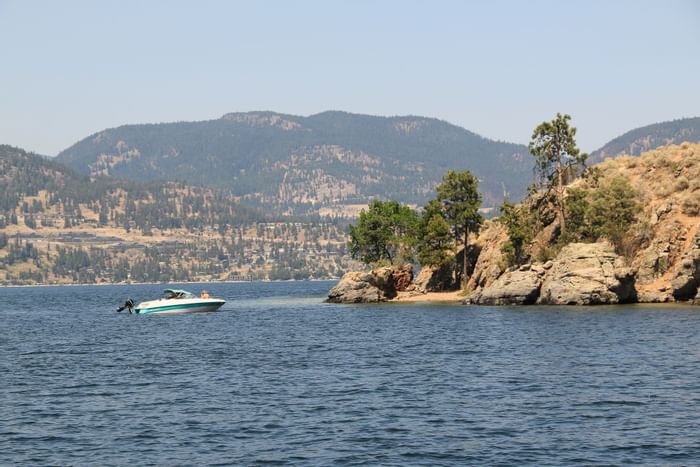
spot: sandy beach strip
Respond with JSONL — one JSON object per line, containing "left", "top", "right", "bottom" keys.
{"left": 392, "top": 290, "right": 465, "bottom": 303}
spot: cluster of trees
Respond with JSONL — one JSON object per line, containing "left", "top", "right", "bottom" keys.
{"left": 349, "top": 170, "right": 482, "bottom": 288}
{"left": 349, "top": 113, "right": 643, "bottom": 288}
{"left": 499, "top": 114, "right": 641, "bottom": 265}
{"left": 1, "top": 238, "right": 40, "bottom": 266}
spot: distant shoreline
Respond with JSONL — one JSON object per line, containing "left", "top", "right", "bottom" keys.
{"left": 0, "top": 278, "right": 339, "bottom": 289}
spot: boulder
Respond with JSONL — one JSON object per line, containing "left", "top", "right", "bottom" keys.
{"left": 467, "top": 268, "right": 543, "bottom": 305}
{"left": 537, "top": 242, "right": 637, "bottom": 305}
{"left": 326, "top": 271, "right": 391, "bottom": 303}
{"left": 326, "top": 265, "right": 413, "bottom": 303}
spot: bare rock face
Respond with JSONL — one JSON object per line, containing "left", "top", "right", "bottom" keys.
{"left": 327, "top": 265, "right": 413, "bottom": 303}
{"left": 467, "top": 221, "right": 508, "bottom": 291}
{"left": 636, "top": 289, "right": 673, "bottom": 303}
{"left": 633, "top": 219, "right": 686, "bottom": 283}
{"left": 537, "top": 242, "right": 637, "bottom": 305}
{"left": 391, "top": 264, "right": 414, "bottom": 292}
{"left": 326, "top": 271, "right": 392, "bottom": 303}
{"left": 671, "top": 228, "right": 700, "bottom": 300}
{"left": 414, "top": 263, "right": 455, "bottom": 293}
{"left": 372, "top": 266, "right": 396, "bottom": 294}
{"left": 467, "top": 267, "right": 544, "bottom": 305}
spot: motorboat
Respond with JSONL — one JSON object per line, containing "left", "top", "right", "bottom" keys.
{"left": 133, "top": 288, "right": 225, "bottom": 315}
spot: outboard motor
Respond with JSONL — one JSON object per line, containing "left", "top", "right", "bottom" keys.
{"left": 117, "top": 298, "right": 135, "bottom": 314}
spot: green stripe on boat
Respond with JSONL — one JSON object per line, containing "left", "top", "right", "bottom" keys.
{"left": 136, "top": 302, "right": 222, "bottom": 314}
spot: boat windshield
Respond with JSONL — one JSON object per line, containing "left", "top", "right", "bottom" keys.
{"left": 163, "top": 289, "right": 196, "bottom": 299}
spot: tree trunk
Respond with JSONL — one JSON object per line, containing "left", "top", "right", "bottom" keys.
{"left": 454, "top": 245, "right": 460, "bottom": 289}
{"left": 384, "top": 247, "right": 393, "bottom": 265}
{"left": 556, "top": 151, "right": 566, "bottom": 235}
{"left": 462, "top": 228, "right": 469, "bottom": 290}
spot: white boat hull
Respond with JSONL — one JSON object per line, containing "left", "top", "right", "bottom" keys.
{"left": 134, "top": 297, "right": 225, "bottom": 315}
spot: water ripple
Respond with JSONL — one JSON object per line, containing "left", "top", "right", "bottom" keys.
{"left": 1, "top": 282, "right": 700, "bottom": 465}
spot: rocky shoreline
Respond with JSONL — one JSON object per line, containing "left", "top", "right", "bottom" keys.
{"left": 329, "top": 145, "right": 700, "bottom": 306}
{"left": 326, "top": 236, "right": 700, "bottom": 306}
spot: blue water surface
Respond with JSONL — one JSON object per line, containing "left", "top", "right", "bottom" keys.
{"left": 1, "top": 281, "right": 700, "bottom": 465}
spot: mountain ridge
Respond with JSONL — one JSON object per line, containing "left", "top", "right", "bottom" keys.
{"left": 590, "top": 116, "right": 700, "bottom": 163}
{"left": 56, "top": 111, "right": 532, "bottom": 215}
{"left": 55, "top": 111, "right": 700, "bottom": 218}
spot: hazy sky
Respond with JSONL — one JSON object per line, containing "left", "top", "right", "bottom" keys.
{"left": 1, "top": 0, "right": 699, "bottom": 155}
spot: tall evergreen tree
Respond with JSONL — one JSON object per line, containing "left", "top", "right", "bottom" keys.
{"left": 435, "top": 170, "right": 482, "bottom": 288}
{"left": 416, "top": 201, "right": 454, "bottom": 269}
{"left": 528, "top": 113, "right": 587, "bottom": 235}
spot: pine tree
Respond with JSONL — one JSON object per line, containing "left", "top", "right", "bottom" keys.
{"left": 528, "top": 113, "right": 587, "bottom": 235}
{"left": 435, "top": 170, "right": 482, "bottom": 288}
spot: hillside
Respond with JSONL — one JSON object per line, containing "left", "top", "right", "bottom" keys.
{"left": 589, "top": 117, "right": 700, "bottom": 164}
{"left": 587, "top": 143, "right": 700, "bottom": 299}
{"left": 465, "top": 142, "right": 700, "bottom": 303}
{"left": 0, "top": 145, "right": 357, "bottom": 285}
{"left": 55, "top": 111, "right": 532, "bottom": 215}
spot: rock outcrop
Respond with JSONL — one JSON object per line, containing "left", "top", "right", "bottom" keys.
{"left": 537, "top": 242, "right": 636, "bottom": 305}
{"left": 466, "top": 221, "right": 508, "bottom": 291}
{"left": 467, "top": 265, "right": 544, "bottom": 305}
{"left": 632, "top": 219, "right": 686, "bottom": 283}
{"left": 636, "top": 288, "right": 673, "bottom": 303}
{"left": 670, "top": 229, "right": 700, "bottom": 300}
{"left": 391, "top": 264, "right": 414, "bottom": 292}
{"left": 331, "top": 144, "right": 700, "bottom": 306}
{"left": 467, "top": 243, "right": 635, "bottom": 306}
{"left": 414, "top": 264, "right": 455, "bottom": 293}
{"left": 326, "top": 265, "right": 412, "bottom": 303}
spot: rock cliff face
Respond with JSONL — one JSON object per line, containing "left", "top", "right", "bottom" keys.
{"left": 466, "top": 143, "right": 700, "bottom": 305}
{"left": 414, "top": 264, "right": 455, "bottom": 293}
{"left": 391, "top": 264, "right": 414, "bottom": 292}
{"left": 467, "top": 266, "right": 544, "bottom": 305}
{"left": 602, "top": 144, "right": 699, "bottom": 301}
{"left": 326, "top": 265, "right": 413, "bottom": 303}
{"left": 466, "top": 220, "right": 508, "bottom": 292}
{"left": 468, "top": 243, "right": 635, "bottom": 305}
{"left": 670, "top": 229, "right": 700, "bottom": 300}
{"left": 537, "top": 243, "right": 636, "bottom": 305}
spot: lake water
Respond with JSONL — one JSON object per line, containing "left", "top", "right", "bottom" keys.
{"left": 2, "top": 281, "right": 700, "bottom": 465}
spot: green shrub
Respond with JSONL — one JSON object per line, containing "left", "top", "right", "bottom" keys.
{"left": 500, "top": 240, "right": 516, "bottom": 268}
{"left": 498, "top": 200, "right": 534, "bottom": 265}
{"left": 588, "top": 177, "right": 640, "bottom": 245}
{"left": 681, "top": 191, "right": 700, "bottom": 216}
{"left": 564, "top": 188, "right": 590, "bottom": 242}
{"left": 535, "top": 244, "right": 559, "bottom": 263}
{"left": 674, "top": 176, "right": 689, "bottom": 191}
{"left": 689, "top": 178, "right": 700, "bottom": 192}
